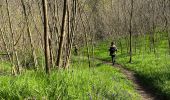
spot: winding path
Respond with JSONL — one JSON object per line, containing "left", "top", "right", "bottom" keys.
{"left": 97, "top": 58, "right": 161, "bottom": 100}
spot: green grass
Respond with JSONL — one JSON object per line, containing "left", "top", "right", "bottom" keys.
{"left": 117, "top": 52, "right": 170, "bottom": 99}
{"left": 0, "top": 61, "right": 11, "bottom": 74}
{"left": 94, "top": 33, "right": 170, "bottom": 99}
{"left": 0, "top": 57, "right": 140, "bottom": 100}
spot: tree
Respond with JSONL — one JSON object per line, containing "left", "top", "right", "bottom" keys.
{"left": 42, "top": 0, "right": 50, "bottom": 74}
{"left": 56, "top": 0, "right": 67, "bottom": 68}
{"left": 129, "top": 0, "right": 134, "bottom": 63}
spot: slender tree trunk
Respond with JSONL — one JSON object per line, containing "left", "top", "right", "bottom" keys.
{"left": 129, "top": 0, "right": 134, "bottom": 63}
{"left": 134, "top": 36, "right": 137, "bottom": 53}
{"left": 65, "top": 2, "right": 71, "bottom": 68}
{"left": 42, "top": 0, "right": 50, "bottom": 74}
{"left": 65, "top": 0, "right": 77, "bottom": 68}
{"left": 85, "top": 31, "right": 91, "bottom": 68}
{"left": 56, "top": 0, "right": 67, "bottom": 67}
{"left": 91, "top": 33, "right": 95, "bottom": 67}
{"left": 150, "top": 0, "right": 156, "bottom": 54}
{"left": 49, "top": 37, "right": 54, "bottom": 68}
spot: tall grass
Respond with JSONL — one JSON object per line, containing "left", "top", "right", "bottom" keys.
{"left": 94, "top": 32, "right": 170, "bottom": 99}
{"left": 117, "top": 52, "right": 170, "bottom": 99}
{"left": 0, "top": 62, "right": 11, "bottom": 75}
{"left": 0, "top": 59, "right": 140, "bottom": 99}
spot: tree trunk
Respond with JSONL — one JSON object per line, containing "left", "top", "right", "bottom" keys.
{"left": 56, "top": 0, "right": 67, "bottom": 68}
{"left": 65, "top": 0, "right": 77, "bottom": 68}
{"left": 129, "top": 0, "right": 134, "bottom": 63}
{"left": 42, "top": 0, "right": 50, "bottom": 74}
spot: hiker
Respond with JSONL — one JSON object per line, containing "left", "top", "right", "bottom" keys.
{"left": 109, "top": 42, "right": 117, "bottom": 65}
{"left": 74, "top": 45, "right": 78, "bottom": 56}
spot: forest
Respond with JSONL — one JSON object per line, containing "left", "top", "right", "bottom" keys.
{"left": 0, "top": 0, "right": 170, "bottom": 100}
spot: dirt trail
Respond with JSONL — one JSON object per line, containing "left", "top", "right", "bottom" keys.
{"left": 97, "top": 58, "right": 161, "bottom": 100}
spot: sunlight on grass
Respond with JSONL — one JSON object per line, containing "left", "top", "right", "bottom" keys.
{"left": 0, "top": 60, "right": 140, "bottom": 99}
{"left": 94, "top": 34, "right": 170, "bottom": 99}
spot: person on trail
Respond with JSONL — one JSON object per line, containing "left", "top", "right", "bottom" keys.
{"left": 109, "top": 42, "right": 117, "bottom": 65}
{"left": 74, "top": 45, "right": 78, "bottom": 56}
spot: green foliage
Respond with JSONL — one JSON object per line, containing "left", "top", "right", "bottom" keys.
{"left": 117, "top": 52, "right": 170, "bottom": 99}
{"left": 0, "top": 61, "right": 11, "bottom": 74}
{"left": 0, "top": 60, "right": 140, "bottom": 100}
{"left": 94, "top": 32, "right": 170, "bottom": 99}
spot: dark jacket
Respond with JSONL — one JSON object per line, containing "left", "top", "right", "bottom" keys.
{"left": 109, "top": 45, "right": 117, "bottom": 56}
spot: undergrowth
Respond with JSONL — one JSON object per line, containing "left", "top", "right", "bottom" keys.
{"left": 0, "top": 57, "right": 140, "bottom": 100}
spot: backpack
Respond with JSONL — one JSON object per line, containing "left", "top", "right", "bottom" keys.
{"left": 109, "top": 47, "right": 117, "bottom": 55}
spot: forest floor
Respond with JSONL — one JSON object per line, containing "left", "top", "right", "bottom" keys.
{"left": 96, "top": 58, "right": 160, "bottom": 100}
{"left": 0, "top": 58, "right": 140, "bottom": 99}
